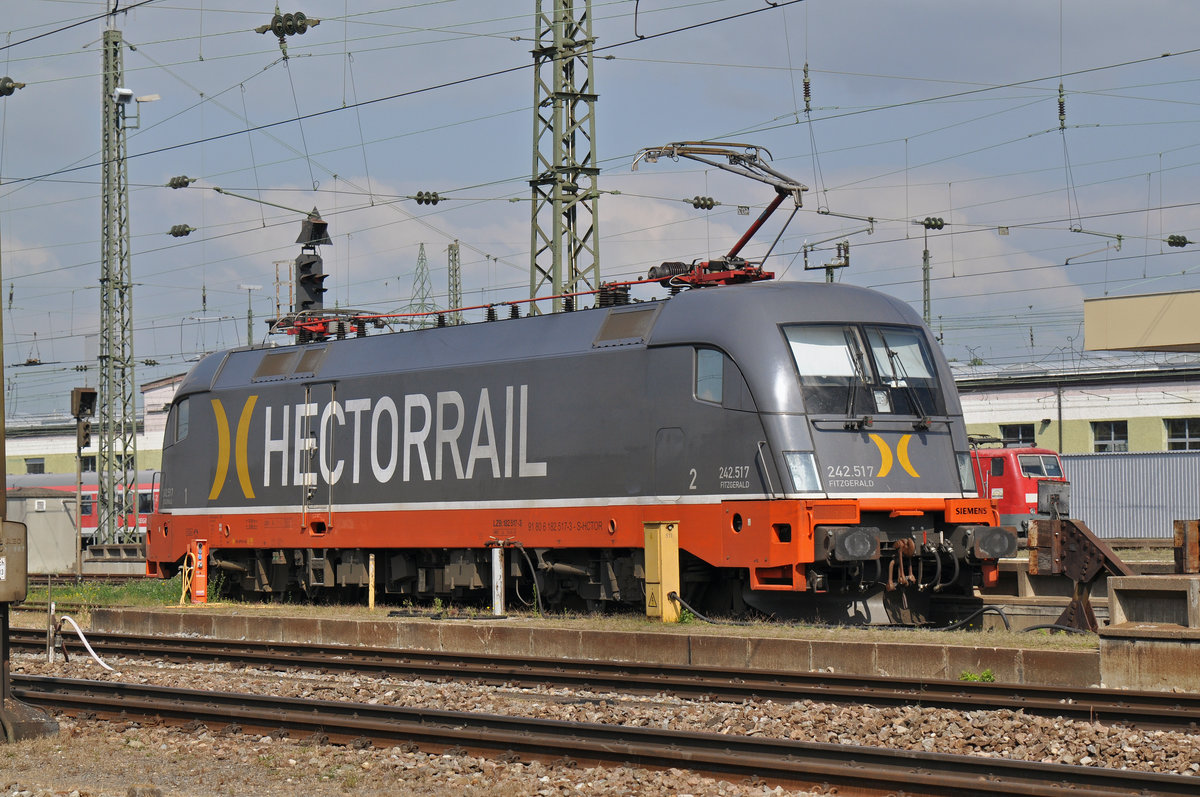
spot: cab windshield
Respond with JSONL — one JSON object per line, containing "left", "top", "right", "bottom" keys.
{"left": 1018, "top": 454, "right": 1064, "bottom": 479}
{"left": 784, "top": 323, "right": 946, "bottom": 417}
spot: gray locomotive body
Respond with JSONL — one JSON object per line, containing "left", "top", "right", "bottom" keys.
{"left": 147, "top": 280, "right": 1014, "bottom": 622}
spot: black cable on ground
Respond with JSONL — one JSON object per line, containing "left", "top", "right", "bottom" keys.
{"left": 513, "top": 543, "right": 544, "bottom": 616}
{"left": 1022, "top": 623, "right": 1091, "bottom": 635}
{"left": 934, "top": 605, "right": 1011, "bottom": 632}
{"left": 667, "top": 591, "right": 753, "bottom": 626}
{"left": 386, "top": 610, "right": 510, "bottom": 621}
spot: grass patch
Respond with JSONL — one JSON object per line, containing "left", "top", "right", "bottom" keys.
{"left": 17, "top": 578, "right": 1099, "bottom": 653}
{"left": 959, "top": 668, "right": 997, "bottom": 682}
{"left": 25, "top": 574, "right": 186, "bottom": 608}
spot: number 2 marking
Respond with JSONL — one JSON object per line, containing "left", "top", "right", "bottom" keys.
{"left": 689, "top": 468, "right": 697, "bottom": 490}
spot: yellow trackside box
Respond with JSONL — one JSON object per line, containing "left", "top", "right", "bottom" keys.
{"left": 644, "top": 521, "right": 680, "bottom": 623}
{"left": 0, "top": 521, "right": 29, "bottom": 603}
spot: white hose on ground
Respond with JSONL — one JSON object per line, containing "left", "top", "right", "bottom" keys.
{"left": 57, "top": 615, "right": 114, "bottom": 671}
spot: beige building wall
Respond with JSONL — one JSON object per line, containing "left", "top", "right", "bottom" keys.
{"left": 965, "top": 417, "right": 1176, "bottom": 454}
{"left": 4, "top": 375, "right": 181, "bottom": 478}
{"left": 960, "top": 370, "right": 1200, "bottom": 453}
{"left": 1084, "top": 291, "right": 1200, "bottom": 353}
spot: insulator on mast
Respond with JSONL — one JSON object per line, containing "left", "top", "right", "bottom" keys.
{"left": 803, "top": 62, "right": 811, "bottom": 114}
{"left": 1058, "top": 82, "right": 1066, "bottom": 131}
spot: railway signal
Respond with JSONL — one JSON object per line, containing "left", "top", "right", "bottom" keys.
{"left": 71, "top": 387, "right": 96, "bottom": 448}
{"left": 911, "top": 217, "right": 946, "bottom": 323}
{"left": 295, "top": 253, "right": 327, "bottom": 312}
{"left": 294, "top": 209, "right": 330, "bottom": 313}
{"left": 70, "top": 387, "right": 96, "bottom": 418}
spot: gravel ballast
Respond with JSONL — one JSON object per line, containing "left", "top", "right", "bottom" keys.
{"left": 6, "top": 650, "right": 1198, "bottom": 796}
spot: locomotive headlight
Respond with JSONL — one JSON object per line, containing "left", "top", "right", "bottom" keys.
{"left": 784, "top": 451, "right": 822, "bottom": 493}
{"left": 956, "top": 452, "right": 977, "bottom": 494}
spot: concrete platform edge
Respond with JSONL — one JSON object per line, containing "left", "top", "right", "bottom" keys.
{"left": 88, "top": 609, "right": 1100, "bottom": 688}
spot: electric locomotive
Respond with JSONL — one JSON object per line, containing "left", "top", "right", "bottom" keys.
{"left": 145, "top": 141, "right": 1015, "bottom": 624}
{"left": 146, "top": 276, "right": 1013, "bottom": 623}
{"left": 970, "top": 438, "right": 1068, "bottom": 537}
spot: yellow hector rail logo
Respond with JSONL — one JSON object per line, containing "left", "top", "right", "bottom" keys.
{"left": 209, "top": 396, "right": 258, "bottom": 500}
{"left": 868, "top": 433, "right": 921, "bottom": 478}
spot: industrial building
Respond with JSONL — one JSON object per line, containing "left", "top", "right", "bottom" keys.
{"left": 957, "top": 357, "right": 1200, "bottom": 453}
{"left": 4, "top": 375, "right": 181, "bottom": 478}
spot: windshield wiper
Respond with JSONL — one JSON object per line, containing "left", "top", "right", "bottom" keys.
{"left": 880, "top": 333, "right": 930, "bottom": 431}
{"left": 844, "top": 330, "right": 873, "bottom": 430}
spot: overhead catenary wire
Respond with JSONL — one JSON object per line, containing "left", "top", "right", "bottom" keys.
{"left": 7, "top": 5, "right": 1197, "bottom": 189}
{"left": 2, "top": 4, "right": 1199, "bottom": 409}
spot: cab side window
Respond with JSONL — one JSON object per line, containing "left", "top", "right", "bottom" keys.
{"left": 695, "top": 348, "right": 724, "bottom": 404}
{"left": 168, "top": 397, "right": 190, "bottom": 446}
{"left": 990, "top": 458, "right": 1004, "bottom": 477}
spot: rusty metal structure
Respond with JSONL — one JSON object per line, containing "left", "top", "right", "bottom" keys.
{"left": 1029, "top": 515, "right": 1135, "bottom": 632}
{"left": 1173, "top": 520, "right": 1200, "bottom": 574}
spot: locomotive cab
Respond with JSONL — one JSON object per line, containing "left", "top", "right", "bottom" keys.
{"left": 969, "top": 438, "right": 1068, "bottom": 538}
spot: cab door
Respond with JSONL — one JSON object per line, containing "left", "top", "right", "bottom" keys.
{"left": 299, "top": 381, "right": 337, "bottom": 534}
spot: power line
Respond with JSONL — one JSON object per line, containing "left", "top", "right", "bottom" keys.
{"left": 0, "top": 0, "right": 164, "bottom": 53}
{"left": 0, "top": 2, "right": 834, "bottom": 185}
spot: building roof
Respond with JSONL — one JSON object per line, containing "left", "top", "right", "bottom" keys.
{"left": 953, "top": 355, "right": 1200, "bottom": 391}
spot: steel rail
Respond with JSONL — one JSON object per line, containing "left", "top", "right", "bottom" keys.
{"left": 9, "top": 627, "right": 1200, "bottom": 731}
{"left": 12, "top": 674, "right": 1196, "bottom": 797}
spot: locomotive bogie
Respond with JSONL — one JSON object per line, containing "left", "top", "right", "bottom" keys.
{"left": 201, "top": 543, "right": 650, "bottom": 609}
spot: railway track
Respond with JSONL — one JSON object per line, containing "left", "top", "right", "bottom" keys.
{"left": 11, "top": 673, "right": 1196, "bottom": 797}
{"left": 9, "top": 627, "right": 1200, "bottom": 731}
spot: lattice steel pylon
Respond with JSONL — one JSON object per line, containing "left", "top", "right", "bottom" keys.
{"left": 403, "top": 243, "right": 438, "bottom": 328}
{"left": 447, "top": 240, "right": 463, "bottom": 325}
{"left": 528, "top": 0, "right": 600, "bottom": 314}
{"left": 97, "top": 16, "right": 138, "bottom": 546}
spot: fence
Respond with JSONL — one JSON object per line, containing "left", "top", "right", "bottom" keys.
{"left": 1062, "top": 451, "right": 1200, "bottom": 539}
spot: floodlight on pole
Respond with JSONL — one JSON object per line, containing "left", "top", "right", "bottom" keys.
{"left": 122, "top": 91, "right": 159, "bottom": 130}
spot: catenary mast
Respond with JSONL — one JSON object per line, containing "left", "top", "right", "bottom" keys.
{"left": 97, "top": 3, "right": 138, "bottom": 545}
{"left": 528, "top": 0, "right": 600, "bottom": 314}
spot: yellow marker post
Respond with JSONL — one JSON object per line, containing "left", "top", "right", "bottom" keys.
{"left": 368, "top": 553, "right": 376, "bottom": 611}
{"left": 644, "top": 521, "right": 681, "bottom": 623}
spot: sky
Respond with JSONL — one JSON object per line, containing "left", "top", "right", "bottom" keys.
{"left": 2, "top": 0, "right": 1199, "bottom": 417}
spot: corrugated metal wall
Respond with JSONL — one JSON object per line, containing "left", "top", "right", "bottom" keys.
{"left": 1062, "top": 452, "right": 1200, "bottom": 539}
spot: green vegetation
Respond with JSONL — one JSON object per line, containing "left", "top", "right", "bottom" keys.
{"left": 24, "top": 574, "right": 185, "bottom": 608}
{"left": 959, "top": 668, "right": 997, "bottom": 682}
